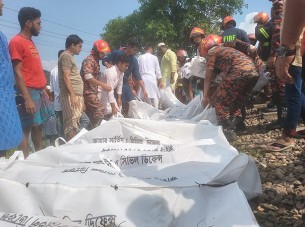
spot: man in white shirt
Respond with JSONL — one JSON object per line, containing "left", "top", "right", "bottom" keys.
{"left": 49, "top": 50, "right": 64, "bottom": 137}
{"left": 137, "top": 45, "right": 162, "bottom": 108}
{"left": 99, "top": 55, "right": 129, "bottom": 120}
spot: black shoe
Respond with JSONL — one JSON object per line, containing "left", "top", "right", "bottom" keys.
{"left": 232, "top": 117, "right": 247, "bottom": 132}
{"left": 267, "top": 101, "right": 275, "bottom": 108}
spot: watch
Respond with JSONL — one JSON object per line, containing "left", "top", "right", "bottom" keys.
{"left": 276, "top": 44, "right": 296, "bottom": 57}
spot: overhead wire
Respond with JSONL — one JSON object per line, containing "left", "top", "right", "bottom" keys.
{"left": 0, "top": 23, "right": 91, "bottom": 52}
{"left": 3, "top": 6, "right": 101, "bottom": 38}
{"left": 1, "top": 6, "right": 100, "bottom": 58}
{"left": 0, "top": 18, "right": 96, "bottom": 44}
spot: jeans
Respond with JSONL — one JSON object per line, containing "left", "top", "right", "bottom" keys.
{"left": 283, "top": 65, "right": 305, "bottom": 134}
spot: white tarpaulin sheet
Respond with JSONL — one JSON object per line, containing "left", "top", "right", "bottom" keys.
{"left": 0, "top": 119, "right": 261, "bottom": 227}
{"left": 134, "top": 91, "right": 218, "bottom": 125}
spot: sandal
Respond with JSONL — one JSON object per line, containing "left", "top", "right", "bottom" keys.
{"left": 296, "top": 129, "right": 305, "bottom": 138}
{"left": 266, "top": 142, "right": 294, "bottom": 152}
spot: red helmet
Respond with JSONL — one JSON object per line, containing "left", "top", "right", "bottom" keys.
{"left": 189, "top": 27, "right": 205, "bottom": 39}
{"left": 176, "top": 49, "right": 188, "bottom": 58}
{"left": 253, "top": 12, "right": 269, "bottom": 24}
{"left": 199, "top": 34, "right": 222, "bottom": 57}
{"left": 93, "top": 39, "right": 111, "bottom": 53}
{"left": 222, "top": 16, "right": 236, "bottom": 28}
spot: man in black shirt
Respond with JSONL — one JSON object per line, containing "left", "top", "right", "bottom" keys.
{"left": 220, "top": 16, "right": 250, "bottom": 44}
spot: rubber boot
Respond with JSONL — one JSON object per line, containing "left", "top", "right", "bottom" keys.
{"left": 219, "top": 119, "right": 237, "bottom": 142}
{"left": 233, "top": 116, "right": 246, "bottom": 132}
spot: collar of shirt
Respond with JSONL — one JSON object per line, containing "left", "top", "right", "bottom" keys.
{"left": 114, "top": 65, "right": 124, "bottom": 77}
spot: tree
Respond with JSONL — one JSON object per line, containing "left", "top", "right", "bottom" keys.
{"left": 101, "top": 0, "right": 246, "bottom": 55}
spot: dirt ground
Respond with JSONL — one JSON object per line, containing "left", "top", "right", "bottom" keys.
{"left": 233, "top": 105, "right": 305, "bottom": 227}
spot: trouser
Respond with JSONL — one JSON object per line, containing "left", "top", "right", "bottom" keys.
{"left": 84, "top": 93, "right": 104, "bottom": 129}
{"left": 55, "top": 111, "right": 64, "bottom": 138}
{"left": 269, "top": 69, "right": 286, "bottom": 120}
{"left": 79, "top": 112, "right": 90, "bottom": 131}
{"left": 282, "top": 65, "right": 305, "bottom": 137}
{"left": 215, "top": 75, "right": 258, "bottom": 121}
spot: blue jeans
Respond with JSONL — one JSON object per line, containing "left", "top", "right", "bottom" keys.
{"left": 283, "top": 65, "right": 305, "bottom": 134}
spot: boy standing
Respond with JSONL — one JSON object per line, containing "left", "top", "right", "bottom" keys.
{"left": 58, "top": 35, "right": 84, "bottom": 141}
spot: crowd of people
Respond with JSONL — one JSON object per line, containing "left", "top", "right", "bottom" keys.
{"left": 1, "top": 0, "right": 305, "bottom": 158}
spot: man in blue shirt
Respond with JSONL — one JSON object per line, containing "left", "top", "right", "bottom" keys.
{"left": 0, "top": 0, "right": 22, "bottom": 157}
{"left": 103, "top": 38, "right": 147, "bottom": 117}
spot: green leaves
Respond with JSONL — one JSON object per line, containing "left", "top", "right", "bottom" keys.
{"left": 101, "top": 0, "right": 245, "bottom": 55}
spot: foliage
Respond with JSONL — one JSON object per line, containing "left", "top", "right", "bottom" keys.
{"left": 101, "top": 0, "right": 245, "bottom": 55}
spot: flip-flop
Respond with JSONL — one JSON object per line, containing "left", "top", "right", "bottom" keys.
{"left": 267, "top": 142, "right": 294, "bottom": 152}
{"left": 296, "top": 129, "right": 305, "bottom": 138}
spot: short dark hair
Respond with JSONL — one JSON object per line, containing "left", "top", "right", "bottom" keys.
{"left": 127, "top": 38, "right": 139, "bottom": 48}
{"left": 18, "top": 7, "right": 41, "bottom": 29}
{"left": 58, "top": 50, "right": 65, "bottom": 58}
{"left": 144, "top": 45, "right": 153, "bottom": 51}
{"left": 227, "top": 20, "right": 236, "bottom": 27}
{"left": 65, "top": 35, "right": 83, "bottom": 49}
{"left": 117, "top": 55, "right": 129, "bottom": 64}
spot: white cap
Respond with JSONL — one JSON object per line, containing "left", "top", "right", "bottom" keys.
{"left": 157, "top": 42, "right": 166, "bottom": 47}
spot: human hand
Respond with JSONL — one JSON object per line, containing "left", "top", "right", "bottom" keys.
{"left": 143, "top": 89, "right": 148, "bottom": 99}
{"left": 70, "top": 95, "right": 79, "bottom": 109}
{"left": 25, "top": 98, "right": 36, "bottom": 114}
{"left": 202, "top": 96, "right": 210, "bottom": 108}
{"left": 267, "top": 57, "right": 276, "bottom": 69}
{"left": 49, "top": 93, "right": 54, "bottom": 102}
{"left": 112, "top": 106, "right": 118, "bottom": 115}
{"left": 159, "top": 81, "right": 165, "bottom": 89}
{"left": 132, "top": 89, "right": 137, "bottom": 96}
{"left": 276, "top": 56, "right": 295, "bottom": 84}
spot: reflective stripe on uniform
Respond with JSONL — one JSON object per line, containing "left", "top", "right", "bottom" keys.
{"left": 259, "top": 27, "right": 270, "bottom": 39}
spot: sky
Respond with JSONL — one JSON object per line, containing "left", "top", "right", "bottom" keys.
{"left": 1, "top": 0, "right": 272, "bottom": 71}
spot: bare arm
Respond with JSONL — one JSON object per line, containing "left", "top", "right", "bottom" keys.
{"left": 276, "top": 0, "right": 305, "bottom": 84}
{"left": 202, "top": 68, "right": 214, "bottom": 107}
{"left": 86, "top": 77, "right": 111, "bottom": 92}
{"left": 281, "top": 0, "right": 305, "bottom": 49}
{"left": 267, "top": 0, "right": 284, "bottom": 68}
{"left": 13, "top": 61, "right": 36, "bottom": 114}
{"left": 116, "top": 94, "right": 122, "bottom": 110}
{"left": 137, "top": 80, "right": 147, "bottom": 98}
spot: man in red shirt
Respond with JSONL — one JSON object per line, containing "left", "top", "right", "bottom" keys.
{"left": 9, "top": 7, "right": 53, "bottom": 157}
